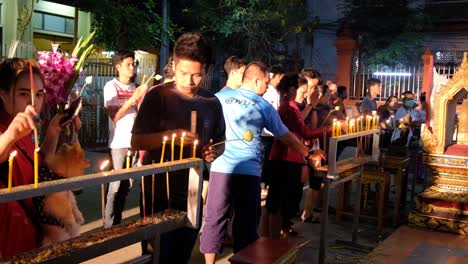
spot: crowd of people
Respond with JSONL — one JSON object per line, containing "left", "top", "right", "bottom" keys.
{"left": 0, "top": 32, "right": 427, "bottom": 263}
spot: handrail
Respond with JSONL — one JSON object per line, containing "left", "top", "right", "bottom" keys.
{"left": 0, "top": 158, "right": 204, "bottom": 228}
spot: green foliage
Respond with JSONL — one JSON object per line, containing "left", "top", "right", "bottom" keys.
{"left": 83, "top": 0, "right": 178, "bottom": 50}
{"left": 183, "top": 0, "right": 319, "bottom": 63}
{"left": 340, "top": 0, "right": 431, "bottom": 65}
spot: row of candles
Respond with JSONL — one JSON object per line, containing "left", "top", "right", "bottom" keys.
{"left": 6, "top": 132, "right": 199, "bottom": 192}
{"left": 331, "top": 111, "right": 380, "bottom": 137}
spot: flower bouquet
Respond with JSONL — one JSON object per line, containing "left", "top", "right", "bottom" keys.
{"left": 38, "top": 31, "right": 96, "bottom": 110}
{"left": 38, "top": 31, "right": 96, "bottom": 141}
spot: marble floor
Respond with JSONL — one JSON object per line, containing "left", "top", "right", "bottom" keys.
{"left": 364, "top": 226, "right": 468, "bottom": 264}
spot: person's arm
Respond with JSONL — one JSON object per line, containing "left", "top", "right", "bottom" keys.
{"left": 41, "top": 113, "right": 67, "bottom": 165}
{"left": 277, "top": 131, "right": 326, "bottom": 164}
{"left": 131, "top": 129, "right": 196, "bottom": 151}
{"left": 109, "top": 84, "right": 149, "bottom": 122}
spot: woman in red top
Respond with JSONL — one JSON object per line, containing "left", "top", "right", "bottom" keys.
{"left": 263, "top": 73, "right": 326, "bottom": 238}
{"left": 0, "top": 58, "right": 65, "bottom": 258}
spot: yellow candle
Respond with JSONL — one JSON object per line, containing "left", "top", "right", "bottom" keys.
{"left": 34, "top": 148, "right": 40, "bottom": 187}
{"left": 126, "top": 150, "right": 131, "bottom": 169}
{"left": 366, "top": 116, "right": 372, "bottom": 130}
{"left": 100, "top": 160, "right": 110, "bottom": 226}
{"left": 350, "top": 119, "right": 355, "bottom": 134}
{"left": 160, "top": 136, "right": 167, "bottom": 163}
{"left": 337, "top": 121, "right": 342, "bottom": 136}
{"left": 345, "top": 117, "right": 349, "bottom": 134}
{"left": 332, "top": 119, "right": 337, "bottom": 137}
{"left": 171, "top": 133, "right": 176, "bottom": 162}
{"left": 193, "top": 139, "right": 198, "bottom": 158}
{"left": 180, "top": 132, "right": 185, "bottom": 160}
{"left": 8, "top": 150, "right": 17, "bottom": 191}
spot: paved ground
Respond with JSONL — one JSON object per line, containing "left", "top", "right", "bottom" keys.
{"left": 76, "top": 150, "right": 424, "bottom": 264}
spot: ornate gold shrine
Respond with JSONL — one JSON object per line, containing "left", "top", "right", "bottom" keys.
{"left": 410, "top": 52, "right": 468, "bottom": 235}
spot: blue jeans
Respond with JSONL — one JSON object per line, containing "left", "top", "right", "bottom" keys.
{"left": 104, "top": 148, "right": 138, "bottom": 228}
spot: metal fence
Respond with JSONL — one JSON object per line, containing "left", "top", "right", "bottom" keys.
{"left": 351, "top": 63, "right": 423, "bottom": 101}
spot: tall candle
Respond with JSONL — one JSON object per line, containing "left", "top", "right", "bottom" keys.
{"left": 180, "top": 132, "right": 185, "bottom": 160}
{"left": 126, "top": 150, "right": 131, "bottom": 169}
{"left": 345, "top": 117, "right": 349, "bottom": 134}
{"left": 100, "top": 160, "right": 110, "bottom": 226}
{"left": 160, "top": 136, "right": 167, "bottom": 163}
{"left": 34, "top": 148, "right": 40, "bottom": 187}
{"left": 171, "top": 133, "right": 176, "bottom": 162}
{"left": 332, "top": 119, "right": 337, "bottom": 137}
{"left": 8, "top": 150, "right": 17, "bottom": 191}
{"left": 193, "top": 139, "right": 198, "bottom": 158}
{"left": 337, "top": 121, "right": 342, "bottom": 136}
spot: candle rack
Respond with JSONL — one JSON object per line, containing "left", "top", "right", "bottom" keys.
{"left": 315, "top": 128, "right": 380, "bottom": 264}
{"left": 0, "top": 158, "right": 204, "bottom": 264}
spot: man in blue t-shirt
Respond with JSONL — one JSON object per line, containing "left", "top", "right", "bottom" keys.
{"left": 359, "top": 78, "right": 381, "bottom": 115}
{"left": 200, "top": 61, "right": 325, "bottom": 263}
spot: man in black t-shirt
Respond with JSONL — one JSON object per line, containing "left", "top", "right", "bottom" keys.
{"left": 131, "top": 33, "right": 225, "bottom": 264}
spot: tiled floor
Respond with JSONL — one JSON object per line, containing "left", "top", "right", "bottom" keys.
{"left": 364, "top": 226, "right": 468, "bottom": 264}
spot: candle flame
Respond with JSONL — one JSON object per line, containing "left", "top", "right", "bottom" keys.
{"left": 194, "top": 139, "right": 198, "bottom": 146}
{"left": 334, "top": 106, "right": 340, "bottom": 111}
{"left": 163, "top": 136, "right": 168, "bottom": 141}
{"left": 181, "top": 132, "right": 186, "bottom": 138}
{"left": 10, "top": 150, "right": 17, "bottom": 158}
{"left": 127, "top": 150, "right": 131, "bottom": 156}
{"left": 372, "top": 110, "right": 377, "bottom": 115}
{"left": 172, "top": 133, "right": 176, "bottom": 138}
{"left": 35, "top": 147, "right": 40, "bottom": 152}
{"left": 100, "top": 160, "right": 110, "bottom": 171}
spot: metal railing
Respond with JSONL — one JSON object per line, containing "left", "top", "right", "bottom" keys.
{"left": 0, "top": 158, "right": 204, "bottom": 263}
{"left": 351, "top": 64, "right": 423, "bottom": 101}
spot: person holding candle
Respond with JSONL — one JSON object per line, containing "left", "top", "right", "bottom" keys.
{"left": 131, "top": 33, "right": 225, "bottom": 264}
{"left": 0, "top": 58, "right": 67, "bottom": 258}
{"left": 103, "top": 50, "right": 148, "bottom": 228}
{"left": 262, "top": 73, "right": 326, "bottom": 239}
{"left": 201, "top": 63, "right": 325, "bottom": 263}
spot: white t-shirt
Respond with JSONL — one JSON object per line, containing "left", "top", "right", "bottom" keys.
{"left": 261, "top": 85, "right": 280, "bottom": 136}
{"left": 103, "top": 78, "right": 137, "bottom": 149}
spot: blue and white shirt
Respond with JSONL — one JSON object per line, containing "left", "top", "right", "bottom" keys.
{"left": 211, "top": 86, "right": 289, "bottom": 176}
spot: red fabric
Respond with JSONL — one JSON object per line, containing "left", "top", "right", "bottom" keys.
{"left": 269, "top": 96, "right": 325, "bottom": 164}
{"left": 0, "top": 109, "right": 38, "bottom": 259}
{"left": 445, "top": 144, "right": 468, "bottom": 157}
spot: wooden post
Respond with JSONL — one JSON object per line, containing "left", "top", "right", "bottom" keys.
{"left": 421, "top": 48, "right": 433, "bottom": 124}
{"left": 334, "top": 28, "right": 357, "bottom": 97}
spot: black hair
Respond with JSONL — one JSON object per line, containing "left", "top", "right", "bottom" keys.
{"left": 366, "top": 78, "right": 381, "bottom": 88}
{"left": 270, "top": 65, "right": 285, "bottom": 77}
{"left": 301, "top": 67, "right": 321, "bottom": 79}
{"left": 173, "top": 32, "right": 212, "bottom": 65}
{"left": 112, "top": 50, "right": 135, "bottom": 66}
{"left": 277, "top": 73, "right": 299, "bottom": 95}
{"left": 242, "top": 61, "right": 269, "bottom": 82}
{"left": 224, "top": 56, "right": 247, "bottom": 76}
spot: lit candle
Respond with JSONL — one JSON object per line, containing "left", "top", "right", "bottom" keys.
{"left": 100, "top": 160, "right": 110, "bottom": 226}
{"left": 34, "top": 148, "right": 40, "bottom": 187}
{"left": 345, "top": 117, "right": 349, "bottom": 134}
{"left": 332, "top": 119, "right": 337, "bottom": 137}
{"left": 366, "top": 116, "right": 372, "bottom": 130}
{"left": 350, "top": 119, "right": 355, "bottom": 134}
{"left": 8, "top": 150, "right": 17, "bottom": 191}
{"left": 180, "top": 132, "right": 185, "bottom": 160}
{"left": 160, "top": 136, "right": 167, "bottom": 163}
{"left": 171, "top": 133, "right": 176, "bottom": 162}
{"left": 337, "top": 121, "right": 342, "bottom": 136}
{"left": 126, "top": 150, "right": 131, "bottom": 169}
{"left": 193, "top": 139, "right": 198, "bottom": 158}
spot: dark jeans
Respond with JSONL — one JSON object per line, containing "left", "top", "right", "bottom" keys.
{"left": 261, "top": 136, "right": 274, "bottom": 186}
{"left": 266, "top": 161, "right": 303, "bottom": 230}
{"left": 140, "top": 169, "right": 200, "bottom": 264}
{"left": 200, "top": 172, "right": 261, "bottom": 254}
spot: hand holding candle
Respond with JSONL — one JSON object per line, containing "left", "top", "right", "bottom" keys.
{"left": 8, "top": 150, "right": 17, "bottom": 191}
